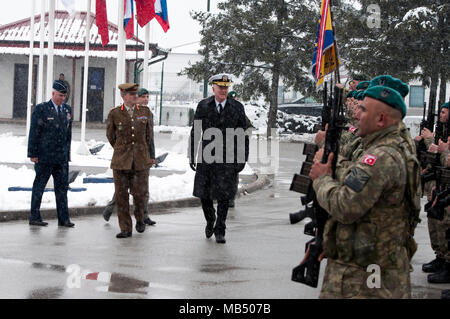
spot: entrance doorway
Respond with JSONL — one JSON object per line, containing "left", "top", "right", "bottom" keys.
{"left": 80, "top": 67, "right": 105, "bottom": 122}
{"left": 13, "top": 63, "right": 37, "bottom": 119}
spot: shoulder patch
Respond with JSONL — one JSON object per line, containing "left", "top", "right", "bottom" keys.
{"left": 344, "top": 167, "right": 371, "bottom": 193}
{"left": 361, "top": 154, "right": 377, "bottom": 166}
{"left": 349, "top": 125, "right": 357, "bottom": 133}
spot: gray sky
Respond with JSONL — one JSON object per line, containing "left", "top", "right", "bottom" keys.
{"left": 0, "top": 0, "right": 222, "bottom": 53}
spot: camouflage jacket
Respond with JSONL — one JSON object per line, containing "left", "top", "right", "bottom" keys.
{"left": 313, "top": 124, "right": 421, "bottom": 269}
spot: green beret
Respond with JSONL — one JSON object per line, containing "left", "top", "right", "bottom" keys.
{"left": 355, "top": 90, "right": 365, "bottom": 100}
{"left": 138, "top": 88, "right": 149, "bottom": 97}
{"left": 369, "top": 75, "right": 409, "bottom": 98}
{"left": 346, "top": 90, "right": 356, "bottom": 98}
{"left": 362, "top": 85, "right": 406, "bottom": 118}
{"left": 228, "top": 90, "right": 238, "bottom": 99}
{"left": 356, "top": 81, "right": 370, "bottom": 90}
{"left": 441, "top": 102, "right": 449, "bottom": 109}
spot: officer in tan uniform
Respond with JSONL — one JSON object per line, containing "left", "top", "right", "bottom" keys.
{"left": 106, "top": 83, "right": 154, "bottom": 238}
{"left": 309, "top": 85, "right": 421, "bottom": 298}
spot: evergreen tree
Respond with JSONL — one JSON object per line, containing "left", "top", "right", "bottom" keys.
{"left": 182, "top": 0, "right": 320, "bottom": 137}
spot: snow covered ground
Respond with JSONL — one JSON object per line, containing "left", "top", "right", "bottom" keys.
{"left": 0, "top": 131, "right": 254, "bottom": 212}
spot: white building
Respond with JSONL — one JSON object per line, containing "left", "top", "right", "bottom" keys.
{"left": 0, "top": 10, "right": 202, "bottom": 123}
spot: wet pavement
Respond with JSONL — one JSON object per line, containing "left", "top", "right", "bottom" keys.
{"left": 0, "top": 134, "right": 448, "bottom": 298}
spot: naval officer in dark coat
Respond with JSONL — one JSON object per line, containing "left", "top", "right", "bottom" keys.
{"left": 27, "top": 80, "right": 74, "bottom": 227}
{"left": 189, "top": 74, "right": 249, "bottom": 243}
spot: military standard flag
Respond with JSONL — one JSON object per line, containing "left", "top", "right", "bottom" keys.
{"left": 311, "top": 0, "right": 339, "bottom": 87}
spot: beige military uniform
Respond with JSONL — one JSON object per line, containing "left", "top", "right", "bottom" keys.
{"left": 106, "top": 104, "right": 153, "bottom": 232}
{"left": 313, "top": 124, "right": 421, "bottom": 298}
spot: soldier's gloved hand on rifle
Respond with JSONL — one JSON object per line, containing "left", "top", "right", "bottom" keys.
{"left": 314, "top": 124, "right": 328, "bottom": 146}
{"left": 309, "top": 152, "right": 334, "bottom": 181}
{"left": 421, "top": 127, "right": 433, "bottom": 140}
{"left": 190, "top": 162, "right": 196, "bottom": 171}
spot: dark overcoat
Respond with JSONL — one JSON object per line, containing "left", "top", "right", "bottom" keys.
{"left": 190, "top": 96, "right": 249, "bottom": 200}
{"left": 27, "top": 100, "right": 72, "bottom": 164}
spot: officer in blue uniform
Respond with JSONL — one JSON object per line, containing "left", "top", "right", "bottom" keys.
{"left": 27, "top": 80, "right": 74, "bottom": 227}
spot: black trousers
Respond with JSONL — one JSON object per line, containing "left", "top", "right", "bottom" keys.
{"left": 30, "top": 162, "right": 69, "bottom": 223}
{"left": 201, "top": 198, "right": 229, "bottom": 235}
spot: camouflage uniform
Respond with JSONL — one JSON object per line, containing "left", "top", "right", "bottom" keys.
{"left": 313, "top": 124, "right": 421, "bottom": 298}
{"left": 421, "top": 136, "right": 448, "bottom": 261}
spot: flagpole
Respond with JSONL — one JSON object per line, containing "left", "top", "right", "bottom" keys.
{"left": 115, "top": 0, "right": 125, "bottom": 105}
{"left": 77, "top": 0, "right": 91, "bottom": 155}
{"left": 143, "top": 23, "right": 150, "bottom": 89}
{"left": 37, "top": 0, "right": 46, "bottom": 104}
{"left": 329, "top": 0, "right": 340, "bottom": 83}
{"left": 46, "top": 0, "right": 55, "bottom": 100}
{"left": 25, "top": 1, "right": 36, "bottom": 143}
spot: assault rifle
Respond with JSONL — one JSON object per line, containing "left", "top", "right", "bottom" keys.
{"left": 290, "top": 84, "right": 345, "bottom": 288}
{"left": 425, "top": 167, "right": 450, "bottom": 221}
{"left": 421, "top": 105, "right": 449, "bottom": 187}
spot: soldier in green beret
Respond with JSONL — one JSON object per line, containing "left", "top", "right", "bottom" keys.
{"left": 309, "top": 85, "right": 421, "bottom": 298}
{"left": 420, "top": 101, "right": 450, "bottom": 282}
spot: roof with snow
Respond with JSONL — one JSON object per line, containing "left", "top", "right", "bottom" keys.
{"left": 0, "top": 11, "right": 160, "bottom": 59}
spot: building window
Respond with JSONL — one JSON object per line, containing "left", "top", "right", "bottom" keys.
{"left": 409, "top": 86, "right": 425, "bottom": 108}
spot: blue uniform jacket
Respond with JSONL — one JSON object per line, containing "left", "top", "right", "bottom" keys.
{"left": 27, "top": 100, "right": 73, "bottom": 164}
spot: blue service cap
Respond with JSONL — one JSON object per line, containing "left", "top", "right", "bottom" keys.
{"left": 53, "top": 80, "right": 68, "bottom": 93}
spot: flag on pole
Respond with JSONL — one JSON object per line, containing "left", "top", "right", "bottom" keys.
{"left": 311, "top": 0, "right": 339, "bottom": 87}
{"left": 124, "top": 0, "right": 134, "bottom": 39}
{"left": 135, "top": 0, "right": 156, "bottom": 28}
{"left": 96, "top": 0, "right": 109, "bottom": 46}
{"left": 154, "top": 0, "right": 170, "bottom": 32}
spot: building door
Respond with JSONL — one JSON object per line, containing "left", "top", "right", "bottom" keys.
{"left": 80, "top": 67, "right": 105, "bottom": 122}
{"left": 13, "top": 63, "right": 37, "bottom": 119}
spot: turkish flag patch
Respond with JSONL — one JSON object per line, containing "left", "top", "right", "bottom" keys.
{"left": 349, "top": 126, "right": 357, "bottom": 133}
{"left": 361, "top": 154, "right": 377, "bottom": 166}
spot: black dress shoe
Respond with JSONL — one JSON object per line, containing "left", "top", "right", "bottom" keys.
{"left": 58, "top": 221, "right": 75, "bottom": 228}
{"left": 215, "top": 233, "right": 226, "bottom": 244}
{"left": 144, "top": 217, "right": 156, "bottom": 226}
{"left": 116, "top": 231, "right": 132, "bottom": 238}
{"left": 136, "top": 221, "right": 146, "bottom": 233}
{"left": 422, "top": 257, "right": 445, "bottom": 273}
{"left": 428, "top": 263, "right": 450, "bottom": 284}
{"left": 29, "top": 220, "right": 48, "bottom": 226}
{"left": 205, "top": 221, "right": 215, "bottom": 238}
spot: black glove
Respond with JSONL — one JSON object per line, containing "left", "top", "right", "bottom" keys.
{"left": 190, "top": 163, "right": 196, "bottom": 171}
{"left": 236, "top": 163, "right": 245, "bottom": 173}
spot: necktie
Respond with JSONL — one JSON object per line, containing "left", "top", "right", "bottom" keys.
{"left": 57, "top": 105, "right": 63, "bottom": 122}
{"left": 218, "top": 103, "right": 223, "bottom": 115}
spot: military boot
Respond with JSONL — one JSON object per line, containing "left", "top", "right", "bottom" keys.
{"left": 422, "top": 257, "right": 445, "bottom": 273}
{"left": 427, "top": 262, "right": 450, "bottom": 284}
{"left": 441, "top": 289, "right": 450, "bottom": 299}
